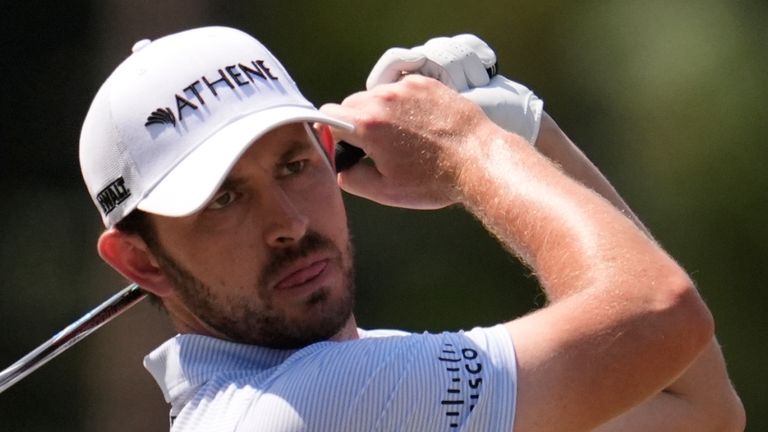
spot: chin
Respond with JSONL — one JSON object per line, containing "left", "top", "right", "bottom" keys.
{"left": 251, "top": 285, "right": 354, "bottom": 349}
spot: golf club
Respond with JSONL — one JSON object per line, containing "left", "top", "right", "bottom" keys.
{"left": 0, "top": 283, "right": 146, "bottom": 394}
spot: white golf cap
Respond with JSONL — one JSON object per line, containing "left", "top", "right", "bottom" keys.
{"left": 80, "top": 26, "right": 352, "bottom": 227}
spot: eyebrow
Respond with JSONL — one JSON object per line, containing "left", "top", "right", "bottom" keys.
{"left": 277, "top": 138, "right": 314, "bottom": 164}
{"left": 217, "top": 176, "right": 247, "bottom": 192}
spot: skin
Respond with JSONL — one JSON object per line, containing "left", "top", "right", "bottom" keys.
{"left": 535, "top": 114, "right": 746, "bottom": 432}
{"left": 319, "top": 75, "right": 732, "bottom": 431}
{"left": 98, "top": 124, "right": 360, "bottom": 349}
{"left": 97, "top": 76, "right": 744, "bottom": 431}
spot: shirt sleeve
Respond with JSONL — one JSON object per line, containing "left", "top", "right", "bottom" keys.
{"left": 235, "top": 324, "right": 517, "bottom": 432}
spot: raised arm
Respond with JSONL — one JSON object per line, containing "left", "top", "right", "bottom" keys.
{"left": 321, "top": 75, "right": 713, "bottom": 431}
{"left": 362, "top": 35, "right": 743, "bottom": 430}
{"left": 535, "top": 113, "right": 745, "bottom": 432}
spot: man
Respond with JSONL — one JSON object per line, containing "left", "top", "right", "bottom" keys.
{"left": 80, "top": 26, "right": 744, "bottom": 431}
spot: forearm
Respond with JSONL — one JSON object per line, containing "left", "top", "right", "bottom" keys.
{"left": 458, "top": 123, "right": 712, "bottom": 428}
{"left": 593, "top": 340, "right": 745, "bottom": 432}
{"left": 456, "top": 122, "right": 678, "bottom": 301}
{"left": 324, "top": 77, "right": 713, "bottom": 430}
{"left": 534, "top": 112, "right": 651, "bottom": 237}
{"left": 532, "top": 114, "right": 745, "bottom": 431}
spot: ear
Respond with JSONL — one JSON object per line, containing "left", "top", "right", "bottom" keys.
{"left": 97, "top": 228, "right": 174, "bottom": 298}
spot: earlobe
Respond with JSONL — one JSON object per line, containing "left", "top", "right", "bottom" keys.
{"left": 97, "top": 229, "right": 174, "bottom": 298}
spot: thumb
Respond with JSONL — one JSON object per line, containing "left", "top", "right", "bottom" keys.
{"left": 366, "top": 47, "right": 428, "bottom": 89}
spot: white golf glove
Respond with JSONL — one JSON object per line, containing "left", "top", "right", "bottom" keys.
{"left": 367, "top": 34, "right": 496, "bottom": 91}
{"left": 366, "top": 34, "right": 543, "bottom": 144}
{"left": 462, "top": 75, "right": 543, "bottom": 144}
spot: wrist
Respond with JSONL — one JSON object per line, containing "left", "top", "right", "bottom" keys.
{"left": 532, "top": 112, "right": 563, "bottom": 157}
{"left": 452, "top": 123, "right": 534, "bottom": 205}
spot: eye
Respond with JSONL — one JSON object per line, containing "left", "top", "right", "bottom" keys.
{"left": 206, "top": 190, "right": 239, "bottom": 210}
{"left": 279, "top": 159, "right": 307, "bottom": 177}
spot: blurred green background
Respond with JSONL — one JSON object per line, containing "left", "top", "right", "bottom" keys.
{"left": 0, "top": 0, "right": 765, "bottom": 430}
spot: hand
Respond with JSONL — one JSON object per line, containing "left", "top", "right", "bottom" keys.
{"left": 322, "top": 75, "right": 497, "bottom": 209}
{"left": 366, "top": 34, "right": 496, "bottom": 91}
{"left": 366, "top": 34, "right": 543, "bottom": 144}
{"left": 333, "top": 34, "right": 497, "bottom": 174}
{"left": 461, "top": 75, "right": 543, "bottom": 144}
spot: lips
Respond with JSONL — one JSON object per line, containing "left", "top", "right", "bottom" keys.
{"left": 273, "top": 259, "right": 329, "bottom": 291}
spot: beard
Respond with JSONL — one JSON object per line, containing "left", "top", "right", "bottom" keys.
{"left": 153, "top": 230, "right": 356, "bottom": 349}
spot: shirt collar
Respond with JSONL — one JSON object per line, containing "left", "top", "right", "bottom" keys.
{"left": 143, "top": 329, "right": 406, "bottom": 409}
{"left": 143, "top": 334, "right": 297, "bottom": 407}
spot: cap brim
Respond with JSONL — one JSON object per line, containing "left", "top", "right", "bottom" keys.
{"left": 136, "top": 105, "right": 353, "bottom": 217}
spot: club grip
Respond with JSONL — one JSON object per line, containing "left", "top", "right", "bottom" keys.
{"left": 334, "top": 142, "right": 366, "bottom": 173}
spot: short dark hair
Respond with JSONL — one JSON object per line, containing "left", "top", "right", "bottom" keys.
{"left": 115, "top": 209, "right": 158, "bottom": 248}
{"left": 114, "top": 210, "right": 164, "bottom": 309}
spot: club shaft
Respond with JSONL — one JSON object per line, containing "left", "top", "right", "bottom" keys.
{"left": 0, "top": 283, "right": 146, "bottom": 394}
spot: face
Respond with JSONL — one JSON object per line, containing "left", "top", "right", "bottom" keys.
{"left": 148, "top": 123, "right": 355, "bottom": 349}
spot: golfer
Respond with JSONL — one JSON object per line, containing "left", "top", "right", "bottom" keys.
{"left": 79, "top": 26, "right": 744, "bottom": 431}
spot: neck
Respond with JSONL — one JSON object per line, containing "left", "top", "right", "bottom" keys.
{"left": 166, "top": 297, "right": 361, "bottom": 346}
{"left": 329, "top": 314, "right": 360, "bottom": 342}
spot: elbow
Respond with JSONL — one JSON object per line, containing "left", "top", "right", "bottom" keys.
{"left": 663, "top": 272, "right": 745, "bottom": 432}
{"left": 730, "top": 403, "right": 747, "bottom": 432}
{"left": 702, "top": 389, "right": 746, "bottom": 432}
{"left": 718, "top": 388, "right": 747, "bottom": 432}
{"left": 732, "top": 400, "right": 747, "bottom": 432}
{"left": 655, "top": 269, "right": 714, "bottom": 358}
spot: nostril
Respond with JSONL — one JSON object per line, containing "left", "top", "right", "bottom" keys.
{"left": 275, "top": 236, "right": 294, "bottom": 244}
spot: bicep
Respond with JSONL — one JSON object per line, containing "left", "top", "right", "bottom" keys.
{"left": 591, "top": 392, "right": 700, "bottom": 432}
{"left": 504, "top": 289, "right": 699, "bottom": 432}
{"left": 594, "top": 339, "right": 745, "bottom": 432}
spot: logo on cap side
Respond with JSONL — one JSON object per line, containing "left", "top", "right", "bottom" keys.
{"left": 97, "top": 177, "right": 131, "bottom": 215}
{"left": 144, "top": 59, "right": 280, "bottom": 131}
{"left": 145, "top": 108, "right": 176, "bottom": 127}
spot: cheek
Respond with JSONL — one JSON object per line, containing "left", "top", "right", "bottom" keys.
{"left": 305, "top": 176, "right": 348, "bottom": 236}
{"left": 163, "top": 227, "right": 267, "bottom": 289}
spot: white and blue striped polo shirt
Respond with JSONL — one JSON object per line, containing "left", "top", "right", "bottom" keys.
{"left": 144, "top": 325, "right": 517, "bottom": 431}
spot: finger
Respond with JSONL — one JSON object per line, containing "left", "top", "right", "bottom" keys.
{"left": 448, "top": 34, "right": 493, "bottom": 87}
{"left": 453, "top": 34, "right": 497, "bottom": 69}
{"left": 420, "top": 38, "right": 467, "bottom": 89}
{"left": 319, "top": 102, "right": 372, "bottom": 171}
{"left": 318, "top": 103, "right": 359, "bottom": 144}
{"left": 452, "top": 34, "right": 497, "bottom": 87}
{"left": 409, "top": 55, "right": 457, "bottom": 87}
{"left": 336, "top": 161, "right": 387, "bottom": 201}
{"left": 458, "top": 51, "right": 489, "bottom": 88}
{"left": 461, "top": 50, "right": 492, "bottom": 88}
{"left": 366, "top": 47, "right": 428, "bottom": 89}
{"left": 421, "top": 37, "right": 490, "bottom": 89}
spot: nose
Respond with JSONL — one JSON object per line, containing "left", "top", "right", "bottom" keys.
{"left": 261, "top": 185, "right": 309, "bottom": 248}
